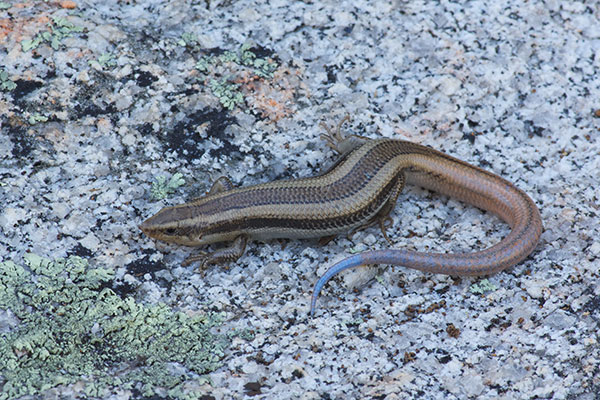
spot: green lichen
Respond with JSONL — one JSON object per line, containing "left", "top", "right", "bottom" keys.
{"left": 470, "top": 278, "right": 498, "bottom": 294}
{"left": 178, "top": 32, "right": 199, "bottom": 47}
{"left": 240, "top": 43, "right": 278, "bottom": 78}
{"left": 194, "top": 43, "right": 279, "bottom": 110}
{"left": 195, "top": 56, "right": 214, "bottom": 73}
{"left": 218, "top": 50, "right": 240, "bottom": 64}
{"left": 0, "top": 69, "right": 16, "bottom": 92}
{"left": 209, "top": 78, "right": 244, "bottom": 110}
{"left": 0, "top": 254, "right": 227, "bottom": 399}
{"left": 21, "top": 16, "right": 84, "bottom": 52}
{"left": 27, "top": 113, "right": 48, "bottom": 124}
{"left": 150, "top": 172, "right": 185, "bottom": 200}
{"left": 89, "top": 52, "right": 117, "bottom": 68}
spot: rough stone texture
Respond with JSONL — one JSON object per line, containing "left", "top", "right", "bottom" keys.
{"left": 1, "top": 0, "right": 599, "bottom": 398}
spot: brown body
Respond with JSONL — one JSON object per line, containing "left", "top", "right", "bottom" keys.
{"left": 140, "top": 130, "right": 543, "bottom": 277}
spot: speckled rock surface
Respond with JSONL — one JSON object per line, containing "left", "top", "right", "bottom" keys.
{"left": 1, "top": 0, "right": 599, "bottom": 398}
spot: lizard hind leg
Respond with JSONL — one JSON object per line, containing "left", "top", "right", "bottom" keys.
{"left": 375, "top": 174, "right": 405, "bottom": 244}
{"left": 189, "top": 176, "right": 235, "bottom": 203}
{"left": 320, "top": 115, "right": 369, "bottom": 155}
{"left": 207, "top": 176, "right": 235, "bottom": 195}
{"left": 346, "top": 175, "right": 405, "bottom": 244}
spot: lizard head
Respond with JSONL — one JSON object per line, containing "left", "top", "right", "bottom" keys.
{"left": 139, "top": 204, "right": 209, "bottom": 246}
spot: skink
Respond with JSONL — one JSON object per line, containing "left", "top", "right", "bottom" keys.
{"left": 140, "top": 121, "right": 543, "bottom": 316}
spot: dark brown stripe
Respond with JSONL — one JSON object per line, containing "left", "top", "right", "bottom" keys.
{"left": 189, "top": 140, "right": 423, "bottom": 216}
{"left": 199, "top": 175, "right": 401, "bottom": 237}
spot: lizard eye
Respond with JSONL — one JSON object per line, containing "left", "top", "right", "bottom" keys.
{"left": 164, "top": 228, "right": 177, "bottom": 235}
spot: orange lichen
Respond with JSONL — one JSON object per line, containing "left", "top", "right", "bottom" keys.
{"left": 0, "top": 13, "right": 51, "bottom": 47}
{"left": 59, "top": 1, "right": 77, "bottom": 9}
{"left": 0, "top": 19, "right": 10, "bottom": 43}
{"left": 239, "top": 68, "right": 305, "bottom": 122}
